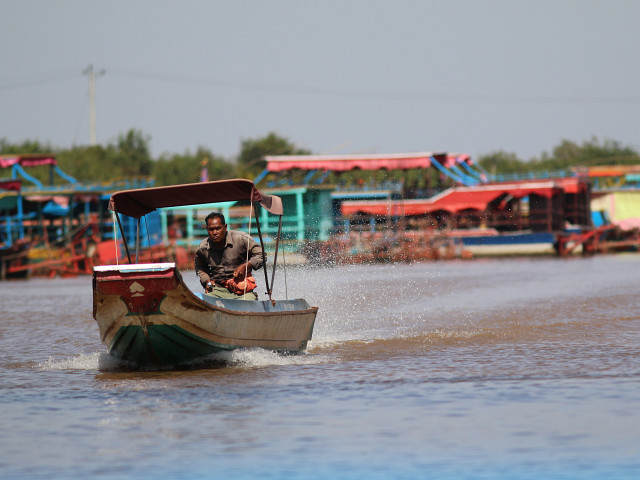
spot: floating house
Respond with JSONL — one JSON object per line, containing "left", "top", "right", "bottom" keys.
{"left": 341, "top": 177, "right": 592, "bottom": 256}
{"left": 257, "top": 152, "right": 489, "bottom": 260}
{"left": 256, "top": 152, "right": 598, "bottom": 258}
{"left": 587, "top": 165, "right": 640, "bottom": 229}
{"left": 0, "top": 154, "right": 157, "bottom": 277}
{"left": 2, "top": 149, "right": 638, "bottom": 275}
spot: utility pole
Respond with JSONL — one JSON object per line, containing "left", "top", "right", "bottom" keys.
{"left": 83, "top": 65, "right": 105, "bottom": 146}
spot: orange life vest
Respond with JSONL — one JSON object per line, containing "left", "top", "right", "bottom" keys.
{"left": 224, "top": 276, "right": 257, "bottom": 295}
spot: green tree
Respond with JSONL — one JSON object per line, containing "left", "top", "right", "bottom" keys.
{"left": 237, "top": 132, "right": 311, "bottom": 177}
{"left": 531, "top": 137, "right": 640, "bottom": 171}
{"left": 477, "top": 138, "right": 640, "bottom": 177}
{"left": 57, "top": 145, "right": 112, "bottom": 183}
{"left": 55, "top": 129, "right": 154, "bottom": 183}
{"left": 478, "top": 150, "right": 527, "bottom": 176}
{"left": 153, "top": 147, "right": 234, "bottom": 186}
{"left": 0, "top": 138, "right": 53, "bottom": 155}
{"left": 112, "top": 129, "right": 153, "bottom": 177}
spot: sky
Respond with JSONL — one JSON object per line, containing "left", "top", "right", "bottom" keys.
{"left": 1, "top": 0, "right": 639, "bottom": 163}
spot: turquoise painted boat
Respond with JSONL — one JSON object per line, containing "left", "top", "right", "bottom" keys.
{"left": 92, "top": 179, "right": 318, "bottom": 366}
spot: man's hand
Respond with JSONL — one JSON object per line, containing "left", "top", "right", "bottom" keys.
{"left": 233, "top": 262, "right": 252, "bottom": 281}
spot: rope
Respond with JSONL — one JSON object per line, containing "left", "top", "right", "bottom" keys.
{"left": 253, "top": 203, "right": 272, "bottom": 301}
{"left": 135, "top": 218, "right": 140, "bottom": 264}
{"left": 244, "top": 195, "right": 254, "bottom": 296}
{"left": 144, "top": 217, "right": 155, "bottom": 263}
{"left": 282, "top": 243, "right": 288, "bottom": 300}
{"left": 114, "top": 210, "right": 132, "bottom": 264}
{"left": 270, "top": 215, "right": 282, "bottom": 297}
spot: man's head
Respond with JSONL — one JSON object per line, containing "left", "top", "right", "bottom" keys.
{"left": 205, "top": 212, "right": 227, "bottom": 247}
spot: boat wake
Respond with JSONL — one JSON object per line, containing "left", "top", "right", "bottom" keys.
{"left": 37, "top": 352, "right": 127, "bottom": 371}
{"left": 210, "top": 348, "right": 330, "bottom": 368}
{"left": 36, "top": 348, "right": 331, "bottom": 372}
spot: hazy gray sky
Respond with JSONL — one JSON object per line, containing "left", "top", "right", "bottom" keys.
{"left": 2, "top": 0, "right": 638, "bottom": 162}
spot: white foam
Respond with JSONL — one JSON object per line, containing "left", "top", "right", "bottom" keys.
{"left": 202, "top": 348, "right": 329, "bottom": 368}
{"left": 38, "top": 352, "right": 126, "bottom": 371}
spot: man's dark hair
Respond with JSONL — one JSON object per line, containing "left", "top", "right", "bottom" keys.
{"left": 205, "top": 212, "right": 225, "bottom": 225}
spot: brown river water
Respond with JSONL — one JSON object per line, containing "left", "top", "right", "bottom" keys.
{"left": 1, "top": 255, "right": 639, "bottom": 479}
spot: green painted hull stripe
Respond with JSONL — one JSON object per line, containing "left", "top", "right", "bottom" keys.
{"left": 109, "top": 324, "right": 232, "bottom": 365}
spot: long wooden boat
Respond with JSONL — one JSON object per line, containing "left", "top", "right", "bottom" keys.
{"left": 92, "top": 179, "right": 318, "bottom": 366}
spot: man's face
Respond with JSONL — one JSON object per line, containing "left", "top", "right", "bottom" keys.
{"left": 206, "top": 217, "right": 227, "bottom": 246}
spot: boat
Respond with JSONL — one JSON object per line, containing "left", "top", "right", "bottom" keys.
{"left": 0, "top": 239, "right": 32, "bottom": 280}
{"left": 92, "top": 179, "right": 318, "bottom": 366}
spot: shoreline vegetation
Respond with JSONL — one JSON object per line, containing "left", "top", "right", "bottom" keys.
{"left": 2, "top": 132, "right": 640, "bottom": 189}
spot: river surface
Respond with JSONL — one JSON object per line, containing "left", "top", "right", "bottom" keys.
{"left": 1, "top": 255, "right": 639, "bottom": 479}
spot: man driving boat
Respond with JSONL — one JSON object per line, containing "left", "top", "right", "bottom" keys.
{"left": 194, "top": 212, "right": 263, "bottom": 300}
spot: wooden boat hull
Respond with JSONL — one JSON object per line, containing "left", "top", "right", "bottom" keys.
{"left": 93, "top": 263, "right": 318, "bottom": 366}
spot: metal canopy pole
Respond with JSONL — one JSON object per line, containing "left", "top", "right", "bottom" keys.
{"left": 114, "top": 210, "right": 133, "bottom": 264}
{"left": 253, "top": 203, "right": 272, "bottom": 301}
{"left": 270, "top": 216, "right": 283, "bottom": 295}
{"left": 135, "top": 218, "right": 141, "bottom": 263}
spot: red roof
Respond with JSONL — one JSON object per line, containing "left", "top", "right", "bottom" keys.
{"left": 341, "top": 179, "right": 585, "bottom": 217}
{"left": 342, "top": 190, "right": 502, "bottom": 216}
{"left": 265, "top": 152, "right": 434, "bottom": 172}
{"left": 264, "top": 152, "right": 474, "bottom": 173}
{"left": 0, "top": 155, "right": 57, "bottom": 169}
{"left": 553, "top": 177, "right": 587, "bottom": 194}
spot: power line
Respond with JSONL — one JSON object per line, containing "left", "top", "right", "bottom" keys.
{"left": 2, "top": 66, "right": 638, "bottom": 105}
{"left": 0, "top": 69, "right": 82, "bottom": 91}
{"left": 106, "top": 68, "right": 640, "bottom": 105}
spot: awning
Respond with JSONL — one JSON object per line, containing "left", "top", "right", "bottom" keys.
{"left": 265, "top": 152, "right": 435, "bottom": 172}
{"left": 0, "top": 179, "right": 21, "bottom": 191}
{"left": 341, "top": 180, "right": 579, "bottom": 217}
{"left": 264, "top": 152, "right": 476, "bottom": 173}
{"left": 109, "top": 179, "right": 283, "bottom": 219}
{"left": 587, "top": 165, "right": 640, "bottom": 177}
{"left": 342, "top": 189, "right": 504, "bottom": 216}
{"left": 554, "top": 177, "right": 587, "bottom": 194}
{"left": 0, "top": 155, "right": 57, "bottom": 169}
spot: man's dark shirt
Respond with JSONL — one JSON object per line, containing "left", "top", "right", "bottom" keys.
{"left": 194, "top": 230, "right": 263, "bottom": 288}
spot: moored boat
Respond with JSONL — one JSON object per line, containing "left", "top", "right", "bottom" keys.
{"left": 92, "top": 179, "right": 318, "bottom": 366}
{"left": 0, "top": 239, "right": 32, "bottom": 280}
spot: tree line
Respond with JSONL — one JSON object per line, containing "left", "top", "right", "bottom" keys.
{"left": 479, "top": 137, "right": 640, "bottom": 176}
{"left": 0, "top": 130, "right": 309, "bottom": 187}
{"left": 1, "top": 130, "right": 638, "bottom": 187}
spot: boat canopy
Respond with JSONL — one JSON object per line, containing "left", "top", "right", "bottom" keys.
{"left": 0, "top": 155, "right": 57, "bottom": 169}
{"left": 265, "top": 152, "right": 435, "bottom": 172}
{"left": 264, "top": 152, "right": 475, "bottom": 172}
{"left": 341, "top": 179, "right": 587, "bottom": 216}
{"left": 255, "top": 152, "right": 484, "bottom": 187}
{"left": 109, "top": 179, "right": 283, "bottom": 219}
